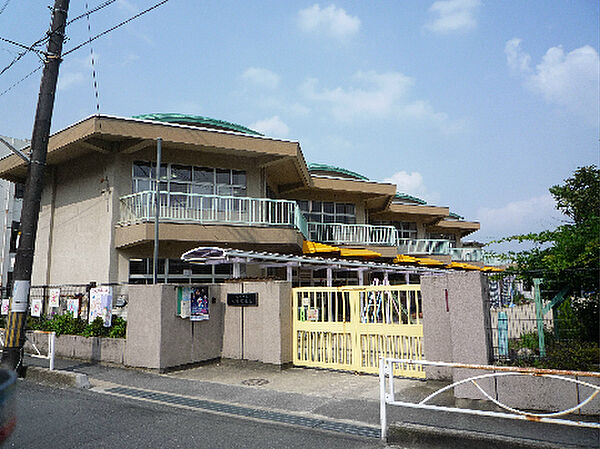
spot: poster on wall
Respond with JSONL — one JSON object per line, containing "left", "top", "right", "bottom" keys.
{"left": 30, "top": 298, "right": 43, "bottom": 317}
{"left": 48, "top": 288, "right": 61, "bottom": 308}
{"left": 67, "top": 297, "right": 80, "bottom": 318}
{"left": 1, "top": 299, "right": 9, "bottom": 315}
{"left": 190, "top": 286, "right": 209, "bottom": 321}
{"left": 176, "top": 287, "right": 191, "bottom": 318}
{"left": 89, "top": 286, "right": 113, "bottom": 327}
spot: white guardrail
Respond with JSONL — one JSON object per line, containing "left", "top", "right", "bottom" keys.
{"left": 379, "top": 358, "right": 600, "bottom": 440}
{"left": 119, "top": 191, "right": 309, "bottom": 238}
{"left": 0, "top": 330, "right": 56, "bottom": 370}
{"left": 308, "top": 222, "right": 397, "bottom": 246}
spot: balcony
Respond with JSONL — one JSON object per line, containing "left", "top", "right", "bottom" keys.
{"left": 119, "top": 191, "right": 308, "bottom": 238}
{"left": 449, "top": 247, "right": 483, "bottom": 262}
{"left": 307, "top": 222, "right": 397, "bottom": 246}
{"left": 397, "top": 238, "right": 450, "bottom": 256}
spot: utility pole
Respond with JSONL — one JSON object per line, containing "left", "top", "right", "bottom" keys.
{"left": 1, "top": 0, "right": 70, "bottom": 371}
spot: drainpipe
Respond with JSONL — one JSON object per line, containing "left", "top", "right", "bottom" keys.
{"left": 152, "top": 138, "right": 162, "bottom": 284}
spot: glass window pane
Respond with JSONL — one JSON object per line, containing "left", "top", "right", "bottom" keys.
{"left": 194, "top": 167, "right": 214, "bottom": 183}
{"left": 192, "top": 184, "right": 213, "bottom": 195}
{"left": 191, "top": 264, "right": 212, "bottom": 274}
{"left": 170, "top": 183, "right": 188, "bottom": 193}
{"left": 216, "top": 169, "right": 230, "bottom": 184}
{"left": 133, "top": 161, "right": 152, "bottom": 178}
{"left": 215, "top": 264, "right": 233, "bottom": 275}
{"left": 168, "top": 258, "right": 186, "bottom": 275}
{"left": 232, "top": 170, "right": 246, "bottom": 186}
{"left": 232, "top": 186, "right": 246, "bottom": 197}
{"left": 129, "top": 258, "right": 147, "bottom": 275}
{"left": 134, "top": 179, "right": 151, "bottom": 193}
{"left": 323, "top": 214, "right": 335, "bottom": 223}
{"left": 217, "top": 185, "right": 233, "bottom": 196}
{"left": 335, "top": 203, "right": 346, "bottom": 214}
{"left": 297, "top": 200, "right": 309, "bottom": 212}
{"left": 311, "top": 201, "right": 322, "bottom": 213}
{"left": 171, "top": 165, "right": 192, "bottom": 181}
{"left": 346, "top": 203, "right": 355, "bottom": 215}
{"left": 323, "top": 202, "right": 334, "bottom": 214}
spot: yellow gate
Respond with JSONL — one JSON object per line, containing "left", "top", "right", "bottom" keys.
{"left": 292, "top": 285, "right": 425, "bottom": 378}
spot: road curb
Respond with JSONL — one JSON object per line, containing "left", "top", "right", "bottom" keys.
{"left": 387, "top": 422, "right": 573, "bottom": 449}
{"left": 24, "top": 366, "right": 90, "bottom": 389}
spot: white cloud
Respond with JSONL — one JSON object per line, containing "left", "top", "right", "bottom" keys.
{"left": 297, "top": 4, "right": 360, "bottom": 41}
{"left": 384, "top": 171, "right": 440, "bottom": 204}
{"left": 250, "top": 116, "right": 290, "bottom": 137}
{"left": 241, "top": 67, "right": 280, "bottom": 90}
{"left": 425, "top": 0, "right": 481, "bottom": 34}
{"left": 58, "top": 53, "right": 99, "bottom": 91}
{"left": 505, "top": 39, "right": 599, "bottom": 123}
{"left": 301, "top": 70, "right": 463, "bottom": 132}
{"left": 476, "top": 194, "right": 565, "bottom": 240}
{"left": 302, "top": 71, "right": 413, "bottom": 121}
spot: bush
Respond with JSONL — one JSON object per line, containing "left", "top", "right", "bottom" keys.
{"left": 22, "top": 313, "right": 126, "bottom": 338}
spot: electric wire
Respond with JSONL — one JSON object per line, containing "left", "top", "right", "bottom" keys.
{"left": 0, "top": 0, "right": 117, "bottom": 79}
{"left": 0, "top": 0, "right": 11, "bottom": 15}
{"left": 85, "top": 1, "right": 101, "bottom": 115}
{"left": 0, "top": 0, "right": 169, "bottom": 98}
{"left": 62, "top": 0, "right": 171, "bottom": 57}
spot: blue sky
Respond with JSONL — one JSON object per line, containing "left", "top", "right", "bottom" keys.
{"left": 0, "top": 1, "right": 597, "bottom": 248}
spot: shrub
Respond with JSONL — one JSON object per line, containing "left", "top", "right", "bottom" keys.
{"left": 21, "top": 313, "right": 126, "bottom": 338}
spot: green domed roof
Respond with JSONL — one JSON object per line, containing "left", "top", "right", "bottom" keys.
{"left": 308, "top": 163, "right": 369, "bottom": 181}
{"left": 132, "top": 113, "right": 263, "bottom": 136}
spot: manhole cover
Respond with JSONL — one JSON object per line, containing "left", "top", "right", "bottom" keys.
{"left": 241, "top": 378, "right": 269, "bottom": 386}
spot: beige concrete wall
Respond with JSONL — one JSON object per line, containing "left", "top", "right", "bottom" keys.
{"left": 219, "top": 280, "right": 292, "bottom": 365}
{"left": 31, "top": 153, "right": 116, "bottom": 285}
{"left": 421, "top": 271, "right": 492, "bottom": 382}
{"left": 125, "top": 284, "right": 224, "bottom": 370}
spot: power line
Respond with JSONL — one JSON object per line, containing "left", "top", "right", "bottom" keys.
{"left": 0, "top": 65, "right": 42, "bottom": 98}
{"left": 0, "top": 0, "right": 118, "bottom": 80}
{"left": 63, "top": 0, "right": 171, "bottom": 57}
{"left": 67, "top": 0, "right": 118, "bottom": 26}
{"left": 0, "top": 0, "right": 10, "bottom": 15}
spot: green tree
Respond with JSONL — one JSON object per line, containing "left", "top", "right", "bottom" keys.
{"left": 498, "top": 165, "right": 599, "bottom": 343}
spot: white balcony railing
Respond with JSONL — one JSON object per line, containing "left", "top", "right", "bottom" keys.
{"left": 308, "top": 222, "right": 397, "bottom": 246}
{"left": 397, "top": 238, "right": 450, "bottom": 255}
{"left": 119, "top": 191, "right": 309, "bottom": 238}
{"left": 449, "top": 247, "right": 483, "bottom": 262}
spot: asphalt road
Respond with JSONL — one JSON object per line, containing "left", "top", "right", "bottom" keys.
{"left": 6, "top": 380, "right": 384, "bottom": 449}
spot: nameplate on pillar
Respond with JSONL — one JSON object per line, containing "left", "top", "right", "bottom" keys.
{"left": 227, "top": 293, "right": 258, "bottom": 307}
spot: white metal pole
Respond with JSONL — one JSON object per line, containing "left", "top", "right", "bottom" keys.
{"left": 49, "top": 331, "right": 55, "bottom": 371}
{"left": 379, "top": 357, "right": 387, "bottom": 441}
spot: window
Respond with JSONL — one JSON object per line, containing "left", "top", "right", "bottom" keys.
{"left": 14, "top": 183, "right": 24, "bottom": 199}
{"left": 298, "top": 200, "right": 356, "bottom": 225}
{"left": 371, "top": 220, "right": 417, "bottom": 239}
{"left": 132, "top": 162, "right": 247, "bottom": 198}
{"left": 128, "top": 258, "right": 241, "bottom": 284}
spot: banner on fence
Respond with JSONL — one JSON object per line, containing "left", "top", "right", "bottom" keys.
{"left": 48, "top": 288, "right": 61, "bottom": 308}
{"left": 190, "top": 286, "right": 209, "bottom": 321}
{"left": 30, "top": 298, "right": 43, "bottom": 317}
{"left": 67, "top": 297, "right": 80, "bottom": 318}
{"left": 89, "top": 286, "right": 113, "bottom": 327}
{"left": 1, "top": 299, "right": 8, "bottom": 315}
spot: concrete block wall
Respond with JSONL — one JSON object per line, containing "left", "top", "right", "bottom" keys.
{"left": 218, "top": 280, "right": 292, "bottom": 366}
{"left": 125, "top": 284, "right": 224, "bottom": 371}
{"left": 421, "top": 271, "right": 494, "bottom": 397}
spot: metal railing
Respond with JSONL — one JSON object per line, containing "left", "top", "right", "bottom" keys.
{"left": 396, "top": 238, "right": 450, "bottom": 255}
{"left": 308, "top": 222, "right": 397, "bottom": 246}
{"left": 379, "top": 358, "right": 600, "bottom": 440}
{"left": 0, "top": 329, "right": 55, "bottom": 370}
{"left": 119, "top": 191, "right": 309, "bottom": 238}
{"left": 449, "top": 247, "right": 483, "bottom": 262}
